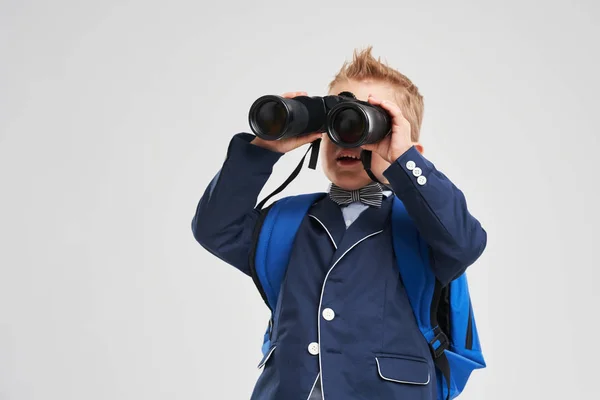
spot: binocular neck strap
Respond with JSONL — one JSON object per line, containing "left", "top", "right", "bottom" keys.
{"left": 308, "top": 138, "right": 321, "bottom": 170}
{"left": 255, "top": 138, "right": 321, "bottom": 211}
{"left": 361, "top": 150, "right": 394, "bottom": 192}
{"left": 255, "top": 143, "right": 394, "bottom": 211}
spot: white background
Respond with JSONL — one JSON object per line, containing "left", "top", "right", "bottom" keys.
{"left": 1, "top": 0, "right": 599, "bottom": 399}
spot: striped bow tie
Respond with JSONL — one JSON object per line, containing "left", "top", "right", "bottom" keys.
{"left": 328, "top": 182, "right": 384, "bottom": 208}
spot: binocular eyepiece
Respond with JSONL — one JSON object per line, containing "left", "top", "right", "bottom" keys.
{"left": 248, "top": 92, "right": 392, "bottom": 148}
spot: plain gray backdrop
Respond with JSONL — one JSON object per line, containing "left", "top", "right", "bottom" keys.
{"left": 1, "top": 0, "right": 599, "bottom": 399}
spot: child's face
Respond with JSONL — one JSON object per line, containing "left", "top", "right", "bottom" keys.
{"left": 321, "top": 79, "right": 398, "bottom": 190}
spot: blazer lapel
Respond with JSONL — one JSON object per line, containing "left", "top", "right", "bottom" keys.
{"left": 332, "top": 195, "right": 394, "bottom": 263}
{"left": 307, "top": 195, "right": 347, "bottom": 250}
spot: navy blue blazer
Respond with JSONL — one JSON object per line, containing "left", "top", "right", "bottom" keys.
{"left": 192, "top": 133, "right": 487, "bottom": 400}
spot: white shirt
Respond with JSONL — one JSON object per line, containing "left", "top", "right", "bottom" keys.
{"left": 340, "top": 190, "right": 393, "bottom": 228}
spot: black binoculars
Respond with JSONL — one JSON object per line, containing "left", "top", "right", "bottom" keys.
{"left": 248, "top": 92, "right": 392, "bottom": 148}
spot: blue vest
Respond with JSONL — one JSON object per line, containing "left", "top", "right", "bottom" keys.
{"left": 250, "top": 192, "right": 485, "bottom": 399}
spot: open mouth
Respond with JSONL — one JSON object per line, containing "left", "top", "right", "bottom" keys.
{"left": 336, "top": 152, "right": 362, "bottom": 167}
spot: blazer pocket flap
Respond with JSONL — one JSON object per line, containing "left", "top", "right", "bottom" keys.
{"left": 257, "top": 345, "right": 277, "bottom": 369}
{"left": 375, "top": 354, "right": 431, "bottom": 385}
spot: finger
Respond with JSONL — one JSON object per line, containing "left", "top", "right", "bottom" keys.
{"left": 361, "top": 143, "right": 376, "bottom": 151}
{"left": 288, "top": 133, "right": 322, "bottom": 151}
{"left": 298, "top": 132, "right": 323, "bottom": 145}
{"left": 368, "top": 95, "right": 404, "bottom": 119}
{"left": 377, "top": 99, "right": 405, "bottom": 122}
{"left": 306, "top": 132, "right": 323, "bottom": 142}
{"left": 367, "top": 94, "right": 383, "bottom": 105}
{"left": 282, "top": 91, "right": 308, "bottom": 98}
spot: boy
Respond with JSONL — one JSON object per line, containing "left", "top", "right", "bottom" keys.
{"left": 192, "top": 47, "right": 487, "bottom": 400}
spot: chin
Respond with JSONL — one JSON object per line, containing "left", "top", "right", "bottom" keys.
{"left": 330, "top": 172, "right": 371, "bottom": 191}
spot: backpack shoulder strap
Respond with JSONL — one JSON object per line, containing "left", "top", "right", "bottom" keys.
{"left": 391, "top": 197, "right": 453, "bottom": 399}
{"left": 390, "top": 196, "right": 437, "bottom": 333}
{"left": 250, "top": 192, "right": 325, "bottom": 311}
{"left": 391, "top": 196, "right": 485, "bottom": 400}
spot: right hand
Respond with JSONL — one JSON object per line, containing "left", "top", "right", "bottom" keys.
{"left": 251, "top": 91, "right": 323, "bottom": 154}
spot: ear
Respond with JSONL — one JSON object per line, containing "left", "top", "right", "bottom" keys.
{"left": 413, "top": 142, "right": 424, "bottom": 154}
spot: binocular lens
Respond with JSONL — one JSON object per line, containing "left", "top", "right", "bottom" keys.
{"left": 331, "top": 108, "right": 365, "bottom": 145}
{"left": 249, "top": 95, "right": 324, "bottom": 140}
{"left": 255, "top": 100, "right": 287, "bottom": 137}
{"left": 328, "top": 101, "right": 391, "bottom": 147}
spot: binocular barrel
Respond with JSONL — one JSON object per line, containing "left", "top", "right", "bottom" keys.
{"left": 248, "top": 95, "right": 327, "bottom": 140}
{"left": 248, "top": 94, "right": 392, "bottom": 148}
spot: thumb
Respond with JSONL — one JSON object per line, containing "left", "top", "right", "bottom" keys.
{"left": 299, "top": 132, "right": 323, "bottom": 145}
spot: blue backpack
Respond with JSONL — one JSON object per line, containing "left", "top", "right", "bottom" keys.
{"left": 249, "top": 192, "right": 486, "bottom": 400}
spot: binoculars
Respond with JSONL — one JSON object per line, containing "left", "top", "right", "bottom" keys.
{"left": 248, "top": 91, "right": 392, "bottom": 148}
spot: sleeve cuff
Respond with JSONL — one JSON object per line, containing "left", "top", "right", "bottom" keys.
{"left": 383, "top": 145, "right": 433, "bottom": 194}
{"left": 225, "top": 133, "right": 284, "bottom": 170}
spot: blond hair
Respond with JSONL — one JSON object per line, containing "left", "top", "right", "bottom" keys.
{"left": 328, "top": 46, "right": 424, "bottom": 141}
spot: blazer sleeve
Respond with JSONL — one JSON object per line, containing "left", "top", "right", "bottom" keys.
{"left": 383, "top": 146, "right": 487, "bottom": 286}
{"left": 191, "top": 133, "right": 283, "bottom": 276}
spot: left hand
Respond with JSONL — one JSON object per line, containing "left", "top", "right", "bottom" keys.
{"left": 361, "top": 95, "right": 414, "bottom": 163}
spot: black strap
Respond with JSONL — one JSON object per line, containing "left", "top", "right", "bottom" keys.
{"left": 255, "top": 139, "right": 321, "bottom": 210}
{"left": 429, "top": 326, "right": 451, "bottom": 399}
{"left": 434, "top": 351, "right": 452, "bottom": 400}
{"left": 360, "top": 150, "right": 393, "bottom": 191}
{"left": 466, "top": 302, "right": 473, "bottom": 350}
{"left": 308, "top": 138, "right": 320, "bottom": 169}
{"left": 429, "top": 279, "right": 452, "bottom": 400}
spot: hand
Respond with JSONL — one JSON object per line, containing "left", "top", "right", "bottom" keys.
{"left": 361, "top": 95, "right": 416, "bottom": 163}
{"left": 251, "top": 91, "right": 323, "bottom": 154}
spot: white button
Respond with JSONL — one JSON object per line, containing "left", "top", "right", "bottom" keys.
{"left": 308, "top": 342, "right": 319, "bottom": 355}
{"left": 406, "top": 160, "right": 416, "bottom": 170}
{"left": 345, "top": 220, "right": 352, "bottom": 226}
{"left": 412, "top": 167, "right": 422, "bottom": 177}
{"left": 417, "top": 175, "right": 427, "bottom": 185}
{"left": 322, "top": 308, "right": 335, "bottom": 321}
